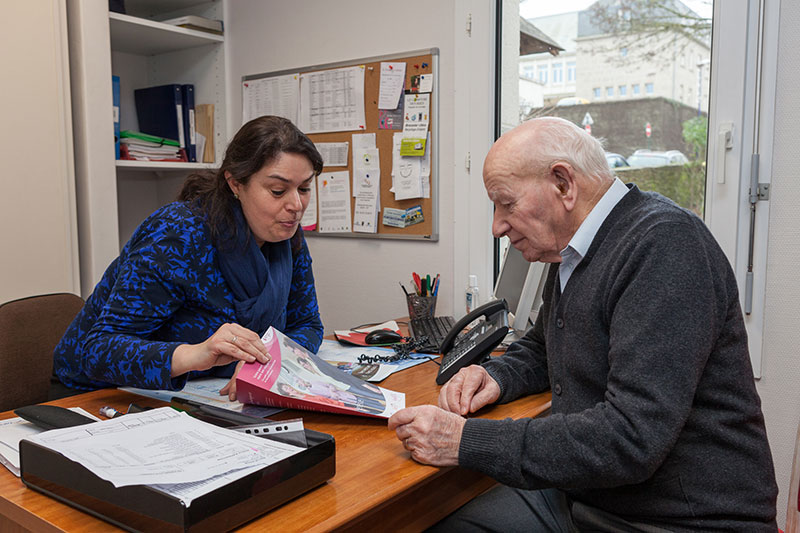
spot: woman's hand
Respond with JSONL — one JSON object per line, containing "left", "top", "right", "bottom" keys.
{"left": 171, "top": 323, "right": 269, "bottom": 378}
{"left": 220, "top": 361, "right": 245, "bottom": 401}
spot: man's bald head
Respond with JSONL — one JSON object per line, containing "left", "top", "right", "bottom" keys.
{"left": 484, "top": 117, "right": 613, "bottom": 187}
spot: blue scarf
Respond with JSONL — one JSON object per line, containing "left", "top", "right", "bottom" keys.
{"left": 217, "top": 205, "right": 292, "bottom": 335}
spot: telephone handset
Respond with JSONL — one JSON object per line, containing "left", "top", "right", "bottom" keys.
{"left": 435, "top": 299, "right": 509, "bottom": 385}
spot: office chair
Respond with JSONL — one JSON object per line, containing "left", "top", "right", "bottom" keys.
{"left": 0, "top": 293, "right": 84, "bottom": 412}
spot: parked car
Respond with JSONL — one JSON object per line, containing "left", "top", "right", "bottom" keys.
{"left": 555, "top": 97, "right": 590, "bottom": 106}
{"left": 627, "top": 149, "right": 689, "bottom": 167}
{"left": 605, "top": 152, "right": 630, "bottom": 169}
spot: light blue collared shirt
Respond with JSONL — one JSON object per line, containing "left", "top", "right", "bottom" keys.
{"left": 559, "top": 178, "right": 629, "bottom": 292}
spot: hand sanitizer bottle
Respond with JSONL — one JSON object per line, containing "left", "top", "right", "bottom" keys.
{"left": 466, "top": 275, "right": 480, "bottom": 314}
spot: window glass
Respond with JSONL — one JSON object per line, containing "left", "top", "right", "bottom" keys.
{"left": 537, "top": 64, "right": 548, "bottom": 84}
{"left": 553, "top": 63, "right": 563, "bottom": 83}
{"left": 507, "top": 0, "right": 713, "bottom": 257}
{"left": 521, "top": 64, "right": 535, "bottom": 79}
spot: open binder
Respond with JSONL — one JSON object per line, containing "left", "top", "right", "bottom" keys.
{"left": 19, "top": 414, "right": 335, "bottom": 532}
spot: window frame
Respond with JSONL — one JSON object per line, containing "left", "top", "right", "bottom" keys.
{"left": 705, "top": 0, "right": 779, "bottom": 378}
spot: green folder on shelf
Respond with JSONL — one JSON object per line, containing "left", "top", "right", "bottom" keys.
{"left": 120, "top": 130, "right": 180, "bottom": 146}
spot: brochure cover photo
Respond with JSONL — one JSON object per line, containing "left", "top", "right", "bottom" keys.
{"left": 236, "top": 328, "right": 405, "bottom": 418}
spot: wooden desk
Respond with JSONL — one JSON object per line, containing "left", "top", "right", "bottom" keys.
{"left": 0, "top": 360, "right": 550, "bottom": 532}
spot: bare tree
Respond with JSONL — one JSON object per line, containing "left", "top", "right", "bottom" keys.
{"left": 584, "top": 0, "right": 711, "bottom": 66}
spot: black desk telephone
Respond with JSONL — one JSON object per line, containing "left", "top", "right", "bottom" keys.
{"left": 435, "top": 299, "right": 509, "bottom": 385}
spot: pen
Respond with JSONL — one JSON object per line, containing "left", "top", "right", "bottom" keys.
{"left": 433, "top": 274, "right": 440, "bottom": 296}
{"left": 399, "top": 281, "right": 410, "bottom": 296}
{"left": 421, "top": 277, "right": 428, "bottom": 297}
{"left": 412, "top": 272, "right": 422, "bottom": 294}
{"left": 99, "top": 405, "right": 123, "bottom": 419}
{"left": 426, "top": 274, "right": 431, "bottom": 293}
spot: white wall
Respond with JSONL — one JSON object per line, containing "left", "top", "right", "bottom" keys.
{"left": 224, "top": 0, "right": 495, "bottom": 334}
{"left": 756, "top": 0, "right": 800, "bottom": 525}
{"left": 0, "top": 0, "right": 79, "bottom": 304}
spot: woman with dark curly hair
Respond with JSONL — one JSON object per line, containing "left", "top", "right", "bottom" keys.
{"left": 54, "top": 116, "right": 324, "bottom": 399}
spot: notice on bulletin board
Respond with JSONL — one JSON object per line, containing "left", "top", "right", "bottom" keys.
{"left": 317, "top": 171, "right": 352, "bottom": 233}
{"left": 298, "top": 66, "right": 366, "bottom": 134}
{"left": 242, "top": 73, "right": 300, "bottom": 125}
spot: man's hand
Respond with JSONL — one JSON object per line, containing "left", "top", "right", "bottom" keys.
{"left": 439, "top": 365, "right": 501, "bottom": 416}
{"left": 171, "top": 323, "right": 269, "bottom": 378}
{"left": 388, "top": 405, "right": 465, "bottom": 466}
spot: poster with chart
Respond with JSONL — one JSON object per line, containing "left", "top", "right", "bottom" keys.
{"left": 242, "top": 73, "right": 300, "bottom": 124}
{"left": 298, "top": 66, "right": 366, "bottom": 134}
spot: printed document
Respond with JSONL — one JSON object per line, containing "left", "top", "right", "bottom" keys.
{"left": 314, "top": 142, "right": 349, "bottom": 167}
{"left": 378, "top": 62, "right": 406, "bottom": 109}
{"left": 25, "top": 407, "right": 303, "bottom": 491}
{"left": 0, "top": 407, "right": 98, "bottom": 477}
{"left": 242, "top": 73, "right": 300, "bottom": 124}
{"left": 317, "top": 171, "right": 352, "bottom": 233}
{"left": 122, "top": 377, "right": 281, "bottom": 418}
{"left": 299, "top": 66, "right": 366, "bottom": 133}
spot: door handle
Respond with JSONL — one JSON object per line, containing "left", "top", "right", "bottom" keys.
{"left": 716, "top": 122, "right": 734, "bottom": 184}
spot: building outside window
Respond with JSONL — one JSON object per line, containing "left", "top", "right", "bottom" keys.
{"left": 521, "top": 64, "right": 535, "bottom": 79}
{"left": 606, "top": 86, "right": 613, "bottom": 97}
{"left": 567, "top": 61, "right": 576, "bottom": 82}
{"left": 632, "top": 83, "right": 641, "bottom": 95}
{"left": 618, "top": 85, "right": 627, "bottom": 96}
{"left": 593, "top": 87, "right": 601, "bottom": 98}
{"left": 620, "top": 46, "right": 628, "bottom": 57}
{"left": 537, "top": 64, "right": 548, "bottom": 84}
{"left": 645, "top": 82, "right": 654, "bottom": 94}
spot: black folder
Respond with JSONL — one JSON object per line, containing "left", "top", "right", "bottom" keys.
{"left": 134, "top": 84, "right": 186, "bottom": 150}
{"left": 19, "top": 421, "right": 335, "bottom": 532}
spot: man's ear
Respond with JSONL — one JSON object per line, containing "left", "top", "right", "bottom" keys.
{"left": 551, "top": 162, "right": 577, "bottom": 209}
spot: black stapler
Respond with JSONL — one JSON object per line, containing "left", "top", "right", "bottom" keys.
{"left": 14, "top": 404, "right": 96, "bottom": 430}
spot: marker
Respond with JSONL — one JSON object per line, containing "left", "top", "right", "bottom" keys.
{"left": 99, "top": 406, "right": 123, "bottom": 419}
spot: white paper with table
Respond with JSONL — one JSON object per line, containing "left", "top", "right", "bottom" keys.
{"left": 24, "top": 407, "right": 303, "bottom": 496}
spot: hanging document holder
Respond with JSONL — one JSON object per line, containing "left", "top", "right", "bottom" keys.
{"left": 19, "top": 425, "right": 335, "bottom": 532}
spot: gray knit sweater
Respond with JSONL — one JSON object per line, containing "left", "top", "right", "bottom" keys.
{"left": 459, "top": 185, "right": 778, "bottom": 531}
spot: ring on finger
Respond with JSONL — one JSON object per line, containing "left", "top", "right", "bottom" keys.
{"left": 231, "top": 335, "right": 238, "bottom": 344}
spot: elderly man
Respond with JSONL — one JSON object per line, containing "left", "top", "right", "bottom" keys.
{"left": 388, "top": 117, "right": 778, "bottom": 531}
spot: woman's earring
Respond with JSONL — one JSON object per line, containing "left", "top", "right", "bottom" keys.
{"left": 233, "top": 193, "right": 239, "bottom": 200}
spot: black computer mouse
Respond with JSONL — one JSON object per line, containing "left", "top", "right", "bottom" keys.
{"left": 364, "top": 329, "right": 403, "bottom": 345}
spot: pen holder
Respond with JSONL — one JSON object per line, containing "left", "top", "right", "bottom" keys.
{"left": 406, "top": 294, "right": 437, "bottom": 320}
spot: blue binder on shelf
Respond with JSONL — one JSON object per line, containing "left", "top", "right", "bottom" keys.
{"left": 134, "top": 84, "right": 186, "bottom": 151}
{"left": 112, "top": 75, "right": 120, "bottom": 159}
{"left": 181, "top": 84, "right": 197, "bottom": 162}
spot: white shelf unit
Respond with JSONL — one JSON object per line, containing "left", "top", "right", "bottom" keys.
{"left": 68, "top": 0, "right": 227, "bottom": 295}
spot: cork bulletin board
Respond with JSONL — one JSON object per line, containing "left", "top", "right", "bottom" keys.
{"left": 242, "top": 49, "right": 439, "bottom": 240}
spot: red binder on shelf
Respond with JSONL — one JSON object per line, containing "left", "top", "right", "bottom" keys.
{"left": 134, "top": 84, "right": 186, "bottom": 153}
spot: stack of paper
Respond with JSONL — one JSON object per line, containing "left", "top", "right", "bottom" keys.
{"left": 120, "top": 130, "right": 185, "bottom": 162}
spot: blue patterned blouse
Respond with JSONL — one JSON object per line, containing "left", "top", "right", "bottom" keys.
{"left": 54, "top": 202, "right": 323, "bottom": 391}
